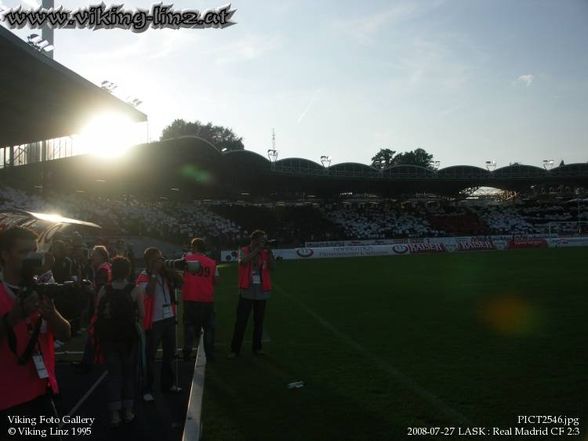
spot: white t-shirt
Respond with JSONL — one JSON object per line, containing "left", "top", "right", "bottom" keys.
{"left": 138, "top": 274, "right": 175, "bottom": 322}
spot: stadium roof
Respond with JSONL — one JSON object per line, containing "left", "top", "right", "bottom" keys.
{"left": 0, "top": 27, "right": 146, "bottom": 147}
{"left": 1, "top": 136, "right": 587, "bottom": 197}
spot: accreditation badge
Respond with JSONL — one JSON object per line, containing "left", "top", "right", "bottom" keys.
{"left": 32, "top": 354, "right": 49, "bottom": 379}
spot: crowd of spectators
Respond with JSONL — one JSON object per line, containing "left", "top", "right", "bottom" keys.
{"left": 322, "top": 203, "right": 438, "bottom": 238}
{"left": 1, "top": 186, "right": 587, "bottom": 247}
{"left": 474, "top": 206, "right": 537, "bottom": 235}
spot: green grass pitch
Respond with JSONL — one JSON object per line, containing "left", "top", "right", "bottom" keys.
{"left": 203, "top": 248, "right": 588, "bottom": 441}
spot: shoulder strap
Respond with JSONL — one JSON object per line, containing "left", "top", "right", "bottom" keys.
{"left": 4, "top": 295, "right": 43, "bottom": 365}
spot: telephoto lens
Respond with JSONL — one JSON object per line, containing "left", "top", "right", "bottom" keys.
{"left": 163, "top": 258, "right": 201, "bottom": 273}
{"left": 163, "top": 258, "right": 186, "bottom": 271}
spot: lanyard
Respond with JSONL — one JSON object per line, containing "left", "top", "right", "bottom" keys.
{"left": 156, "top": 275, "right": 170, "bottom": 305}
{"left": 2, "top": 281, "right": 43, "bottom": 365}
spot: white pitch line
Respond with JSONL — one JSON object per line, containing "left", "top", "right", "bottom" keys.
{"left": 213, "top": 338, "right": 272, "bottom": 348}
{"left": 56, "top": 347, "right": 197, "bottom": 356}
{"left": 273, "top": 284, "right": 474, "bottom": 427}
{"left": 59, "top": 371, "right": 108, "bottom": 428}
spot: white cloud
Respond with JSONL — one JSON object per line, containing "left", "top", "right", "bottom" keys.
{"left": 331, "top": 0, "right": 445, "bottom": 45}
{"left": 213, "top": 35, "right": 282, "bottom": 64}
{"left": 395, "top": 36, "right": 471, "bottom": 91}
{"left": 84, "top": 30, "right": 198, "bottom": 62}
{"left": 297, "top": 89, "right": 321, "bottom": 124}
{"left": 517, "top": 74, "right": 534, "bottom": 86}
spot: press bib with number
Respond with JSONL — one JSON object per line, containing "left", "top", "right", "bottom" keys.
{"left": 251, "top": 269, "right": 261, "bottom": 285}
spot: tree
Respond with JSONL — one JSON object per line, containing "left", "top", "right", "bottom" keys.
{"left": 160, "top": 119, "right": 244, "bottom": 151}
{"left": 370, "top": 147, "right": 434, "bottom": 169}
{"left": 371, "top": 148, "right": 396, "bottom": 169}
{"left": 393, "top": 148, "right": 434, "bottom": 168}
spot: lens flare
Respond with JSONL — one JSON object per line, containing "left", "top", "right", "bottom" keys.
{"left": 180, "top": 165, "right": 212, "bottom": 184}
{"left": 478, "top": 294, "right": 540, "bottom": 335}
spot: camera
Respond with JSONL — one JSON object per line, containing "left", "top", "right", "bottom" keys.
{"left": 164, "top": 258, "right": 201, "bottom": 273}
{"left": 18, "top": 252, "right": 91, "bottom": 326}
{"left": 32, "top": 280, "right": 93, "bottom": 300}
{"left": 20, "top": 279, "right": 93, "bottom": 324}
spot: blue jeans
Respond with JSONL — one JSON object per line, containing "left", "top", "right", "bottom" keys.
{"left": 104, "top": 342, "right": 137, "bottom": 410}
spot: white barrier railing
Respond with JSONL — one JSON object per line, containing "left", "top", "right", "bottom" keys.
{"left": 182, "top": 335, "right": 207, "bottom": 441}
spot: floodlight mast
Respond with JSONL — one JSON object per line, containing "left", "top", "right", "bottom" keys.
{"left": 267, "top": 129, "right": 278, "bottom": 163}
{"left": 42, "top": 0, "right": 54, "bottom": 59}
{"left": 267, "top": 149, "right": 278, "bottom": 162}
{"left": 267, "top": 129, "right": 278, "bottom": 167}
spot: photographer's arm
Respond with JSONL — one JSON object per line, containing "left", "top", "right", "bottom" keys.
{"left": 40, "top": 296, "right": 71, "bottom": 342}
{"left": 239, "top": 247, "right": 260, "bottom": 266}
{"left": 145, "top": 273, "right": 158, "bottom": 296}
{"left": 132, "top": 287, "right": 145, "bottom": 324}
{"left": 164, "top": 268, "right": 183, "bottom": 289}
{"left": 95, "top": 268, "right": 108, "bottom": 290}
{"left": 267, "top": 249, "right": 275, "bottom": 271}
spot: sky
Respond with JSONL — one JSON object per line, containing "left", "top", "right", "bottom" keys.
{"left": 1, "top": 0, "right": 587, "bottom": 168}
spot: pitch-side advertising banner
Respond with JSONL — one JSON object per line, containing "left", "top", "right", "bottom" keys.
{"left": 304, "top": 234, "right": 556, "bottom": 248}
{"left": 222, "top": 235, "right": 588, "bottom": 262}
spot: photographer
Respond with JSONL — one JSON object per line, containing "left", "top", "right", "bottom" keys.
{"left": 95, "top": 256, "right": 144, "bottom": 427}
{"left": 182, "top": 238, "right": 219, "bottom": 361}
{"left": 0, "top": 227, "right": 70, "bottom": 427}
{"left": 228, "top": 230, "right": 274, "bottom": 358}
{"left": 50, "top": 240, "right": 73, "bottom": 284}
{"left": 136, "top": 248, "right": 182, "bottom": 402}
{"left": 74, "top": 245, "right": 111, "bottom": 373}
{"left": 90, "top": 245, "right": 112, "bottom": 294}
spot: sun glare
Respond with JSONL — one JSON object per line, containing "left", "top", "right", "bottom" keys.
{"left": 76, "top": 113, "right": 142, "bottom": 159}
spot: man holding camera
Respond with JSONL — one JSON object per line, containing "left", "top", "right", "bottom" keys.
{"left": 50, "top": 240, "right": 73, "bottom": 284}
{"left": 182, "top": 238, "right": 219, "bottom": 362}
{"left": 74, "top": 245, "right": 112, "bottom": 374}
{"left": 136, "top": 247, "right": 182, "bottom": 402}
{"left": 0, "top": 227, "right": 70, "bottom": 428}
{"left": 229, "top": 230, "right": 274, "bottom": 358}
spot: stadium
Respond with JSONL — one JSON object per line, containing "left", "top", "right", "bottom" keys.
{"left": 1, "top": 9, "right": 588, "bottom": 441}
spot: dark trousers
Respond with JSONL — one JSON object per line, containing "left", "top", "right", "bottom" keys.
{"left": 0, "top": 394, "right": 55, "bottom": 440}
{"left": 80, "top": 333, "right": 94, "bottom": 366}
{"left": 104, "top": 342, "right": 137, "bottom": 411}
{"left": 145, "top": 317, "right": 176, "bottom": 393}
{"left": 230, "top": 296, "right": 267, "bottom": 354}
{"left": 183, "top": 301, "right": 215, "bottom": 359}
